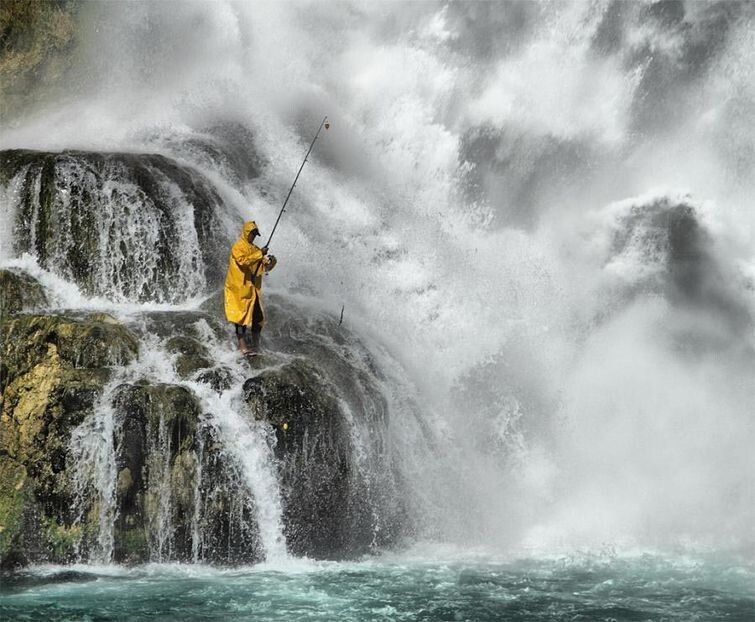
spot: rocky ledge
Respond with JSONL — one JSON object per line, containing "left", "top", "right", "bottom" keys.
{"left": 0, "top": 270, "right": 407, "bottom": 567}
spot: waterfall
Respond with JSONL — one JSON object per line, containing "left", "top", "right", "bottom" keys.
{"left": 2, "top": 0, "right": 755, "bottom": 561}
{"left": 208, "top": 389, "right": 288, "bottom": 562}
{"left": 65, "top": 328, "right": 290, "bottom": 564}
{"left": 69, "top": 382, "right": 122, "bottom": 564}
{"left": 0, "top": 151, "right": 230, "bottom": 302}
{"left": 145, "top": 403, "right": 175, "bottom": 562}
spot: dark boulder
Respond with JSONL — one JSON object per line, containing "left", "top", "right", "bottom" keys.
{"left": 0, "top": 269, "right": 48, "bottom": 315}
{"left": 244, "top": 357, "right": 398, "bottom": 559}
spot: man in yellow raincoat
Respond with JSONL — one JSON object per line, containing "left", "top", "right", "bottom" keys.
{"left": 224, "top": 220, "right": 277, "bottom": 355}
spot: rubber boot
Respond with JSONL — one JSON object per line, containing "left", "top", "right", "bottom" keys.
{"left": 250, "top": 331, "right": 262, "bottom": 354}
{"left": 237, "top": 335, "right": 252, "bottom": 355}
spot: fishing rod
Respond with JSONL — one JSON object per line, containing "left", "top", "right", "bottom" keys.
{"left": 264, "top": 115, "right": 329, "bottom": 249}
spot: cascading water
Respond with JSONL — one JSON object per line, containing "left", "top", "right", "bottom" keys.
{"left": 69, "top": 381, "right": 121, "bottom": 564}
{"left": 65, "top": 324, "right": 291, "bottom": 564}
{"left": 1, "top": 1, "right": 754, "bottom": 619}
{"left": 1, "top": 151, "right": 230, "bottom": 301}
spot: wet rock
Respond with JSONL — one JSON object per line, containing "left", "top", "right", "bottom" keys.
{"left": 244, "top": 359, "right": 376, "bottom": 559}
{"left": 194, "top": 366, "right": 234, "bottom": 392}
{"left": 165, "top": 335, "right": 213, "bottom": 378}
{"left": 202, "top": 290, "right": 410, "bottom": 558}
{"left": 0, "top": 149, "right": 230, "bottom": 302}
{"left": 0, "top": 457, "right": 34, "bottom": 569}
{"left": 110, "top": 383, "right": 200, "bottom": 563}
{"left": 137, "top": 310, "right": 227, "bottom": 341}
{"left": 193, "top": 425, "right": 263, "bottom": 565}
{"left": 1, "top": 314, "right": 138, "bottom": 381}
{"left": 0, "top": 292, "right": 409, "bottom": 566}
{"left": 0, "top": 269, "right": 48, "bottom": 315}
{"left": 0, "top": 313, "right": 138, "bottom": 566}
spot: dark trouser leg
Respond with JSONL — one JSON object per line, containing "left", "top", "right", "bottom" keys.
{"left": 250, "top": 300, "right": 264, "bottom": 352}
{"left": 235, "top": 323, "right": 250, "bottom": 353}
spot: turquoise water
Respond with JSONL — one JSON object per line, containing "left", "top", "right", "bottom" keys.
{"left": 1, "top": 551, "right": 753, "bottom": 621}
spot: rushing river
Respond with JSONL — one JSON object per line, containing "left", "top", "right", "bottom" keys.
{"left": 2, "top": 550, "right": 754, "bottom": 621}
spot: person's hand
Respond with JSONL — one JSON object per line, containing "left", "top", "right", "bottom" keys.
{"left": 261, "top": 246, "right": 269, "bottom": 256}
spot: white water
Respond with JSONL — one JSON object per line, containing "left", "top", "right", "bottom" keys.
{"left": 66, "top": 328, "right": 288, "bottom": 563}
{"left": 2, "top": 1, "right": 755, "bottom": 553}
{"left": 69, "top": 382, "right": 121, "bottom": 564}
{"left": 139, "top": 331, "right": 287, "bottom": 562}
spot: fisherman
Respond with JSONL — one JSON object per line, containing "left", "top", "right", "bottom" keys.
{"left": 224, "top": 220, "right": 277, "bottom": 355}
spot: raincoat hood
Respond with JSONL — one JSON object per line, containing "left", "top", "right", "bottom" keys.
{"left": 241, "top": 220, "right": 259, "bottom": 240}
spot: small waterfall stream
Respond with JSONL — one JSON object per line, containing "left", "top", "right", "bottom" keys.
{"left": 67, "top": 328, "right": 290, "bottom": 564}
{"left": 1, "top": 151, "right": 229, "bottom": 301}
{"left": 208, "top": 388, "right": 288, "bottom": 562}
{"left": 69, "top": 382, "right": 121, "bottom": 564}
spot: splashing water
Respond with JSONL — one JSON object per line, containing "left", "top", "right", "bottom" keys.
{"left": 69, "top": 383, "right": 121, "bottom": 564}
{"left": 2, "top": 0, "right": 755, "bottom": 557}
{"left": 67, "top": 329, "right": 288, "bottom": 564}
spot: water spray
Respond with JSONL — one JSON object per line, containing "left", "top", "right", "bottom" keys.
{"left": 265, "top": 116, "right": 329, "bottom": 250}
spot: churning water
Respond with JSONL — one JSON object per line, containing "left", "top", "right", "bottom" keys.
{"left": 1, "top": 1, "right": 755, "bottom": 618}
{"left": 1, "top": 550, "right": 754, "bottom": 622}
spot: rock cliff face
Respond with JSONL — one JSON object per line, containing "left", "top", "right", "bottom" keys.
{"left": 0, "top": 268, "right": 408, "bottom": 567}
{"left": 0, "top": 300, "right": 139, "bottom": 567}
{"left": 0, "top": 0, "right": 78, "bottom": 123}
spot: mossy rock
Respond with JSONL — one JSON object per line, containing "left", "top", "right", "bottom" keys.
{"left": 0, "top": 342, "right": 109, "bottom": 523}
{"left": 0, "top": 457, "right": 34, "bottom": 568}
{"left": 165, "top": 335, "right": 213, "bottom": 378}
{"left": 42, "top": 517, "right": 81, "bottom": 562}
{"left": 0, "top": 311, "right": 137, "bottom": 566}
{"left": 1, "top": 313, "right": 138, "bottom": 381}
{"left": 112, "top": 382, "right": 201, "bottom": 489}
{"left": 0, "top": 269, "right": 48, "bottom": 315}
{"left": 110, "top": 383, "right": 202, "bottom": 563}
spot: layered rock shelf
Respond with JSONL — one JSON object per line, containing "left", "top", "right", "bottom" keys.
{"left": 0, "top": 269, "right": 408, "bottom": 568}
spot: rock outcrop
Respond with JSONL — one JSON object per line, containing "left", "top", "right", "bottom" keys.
{"left": 0, "top": 273, "right": 408, "bottom": 567}
{"left": 0, "top": 302, "right": 139, "bottom": 567}
{"left": 0, "top": 269, "right": 48, "bottom": 315}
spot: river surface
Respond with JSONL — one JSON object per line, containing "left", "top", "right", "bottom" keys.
{"left": 2, "top": 549, "right": 753, "bottom": 621}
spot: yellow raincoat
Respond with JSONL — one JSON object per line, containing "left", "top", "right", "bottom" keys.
{"left": 224, "top": 220, "right": 269, "bottom": 326}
